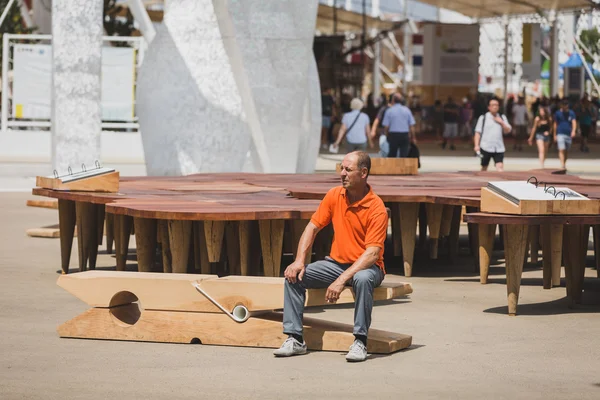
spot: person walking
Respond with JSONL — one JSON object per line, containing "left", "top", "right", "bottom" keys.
{"left": 576, "top": 96, "right": 593, "bottom": 152}
{"left": 274, "top": 151, "right": 388, "bottom": 362}
{"left": 512, "top": 96, "right": 528, "bottom": 151}
{"left": 473, "top": 98, "right": 512, "bottom": 172}
{"left": 527, "top": 106, "right": 553, "bottom": 168}
{"left": 553, "top": 100, "right": 577, "bottom": 170}
{"left": 320, "top": 88, "right": 336, "bottom": 150}
{"left": 331, "top": 98, "right": 371, "bottom": 152}
{"left": 442, "top": 97, "right": 460, "bottom": 150}
{"left": 381, "top": 93, "right": 417, "bottom": 158}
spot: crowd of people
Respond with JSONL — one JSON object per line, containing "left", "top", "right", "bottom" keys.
{"left": 322, "top": 87, "right": 599, "bottom": 171}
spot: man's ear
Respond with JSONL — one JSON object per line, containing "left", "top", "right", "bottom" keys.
{"left": 361, "top": 167, "right": 368, "bottom": 178}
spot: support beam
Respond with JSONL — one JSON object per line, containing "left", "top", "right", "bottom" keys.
{"left": 134, "top": 217, "right": 158, "bottom": 272}
{"left": 259, "top": 220, "right": 285, "bottom": 277}
{"left": 541, "top": 224, "right": 563, "bottom": 289}
{"left": 58, "top": 199, "right": 76, "bottom": 274}
{"left": 479, "top": 224, "right": 496, "bottom": 284}
{"left": 168, "top": 220, "right": 192, "bottom": 274}
{"left": 503, "top": 224, "right": 529, "bottom": 316}
{"left": 399, "top": 203, "right": 419, "bottom": 277}
{"left": 549, "top": 10, "right": 559, "bottom": 97}
{"left": 114, "top": 214, "right": 133, "bottom": 272}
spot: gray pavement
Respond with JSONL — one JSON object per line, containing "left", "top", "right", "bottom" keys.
{"left": 1, "top": 192, "right": 600, "bottom": 399}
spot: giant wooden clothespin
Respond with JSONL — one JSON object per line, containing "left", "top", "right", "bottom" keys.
{"left": 57, "top": 271, "right": 413, "bottom": 353}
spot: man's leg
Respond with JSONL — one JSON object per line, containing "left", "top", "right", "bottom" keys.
{"left": 352, "top": 266, "right": 385, "bottom": 339}
{"left": 283, "top": 258, "right": 345, "bottom": 337}
{"left": 387, "top": 134, "right": 400, "bottom": 158}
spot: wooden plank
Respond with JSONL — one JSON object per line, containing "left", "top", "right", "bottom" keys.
{"left": 105, "top": 212, "right": 114, "bottom": 254}
{"left": 439, "top": 204, "right": 454, "bottom": 238}
{"left": 290, "top": 219, "right": 312, "bottom": 265}
{"left": 448, "top": 206, "right": 462, "bottom": 263}
{"left": 26, "top": 226, "right": 61, "bottom": 238}
{"left": 390, "top": 203, "right": 402, "bottom": 257}
{"left": 336, "top": 158, "right": 418, "bottom": 175}
{"left": 529, "top": 225, "right": 540, "bottom": 264}
{"left": 563, "top": 224, "right": 587, "bottom": 306}
{"left": 157, "top": 220, "right": 172, "bottom": 273}
{"left": 36, "top": 171, "right": 120, "bottom": 193}
{"left": 56, "top": 271, "right": 413, "bottom": 312}
{"left": 26, "top": 199, "right": 58, "bottom": 209}
{"left": 57, "top": 309, "right": 412, "bottom": 354}
{"left": 193, "top": 222, "right": 211, "bottom": 274}
{"left": 225, "top": 221, "right": 241, "bottom": 275}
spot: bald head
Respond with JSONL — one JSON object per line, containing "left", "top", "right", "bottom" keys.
{"left": 347, "top": 151, "right": 371, "bottom": 178}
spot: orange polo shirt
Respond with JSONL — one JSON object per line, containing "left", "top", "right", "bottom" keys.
{"left": 310, "top": 185, "right": 388, "bottom": 271}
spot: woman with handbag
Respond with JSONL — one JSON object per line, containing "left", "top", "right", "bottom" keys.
{"left": 330, "top": 98, "right": 372, "bottom": 153}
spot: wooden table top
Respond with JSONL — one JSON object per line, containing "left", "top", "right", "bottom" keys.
{"left": 463, "top": 212, "right": 600, "bottom": 225}
{"left": 32, "top": 170, "right": 600, "bottom": 221}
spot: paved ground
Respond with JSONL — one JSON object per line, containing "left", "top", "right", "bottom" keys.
{"left": 1, "top": 192, "right": 600, "bottom": 399}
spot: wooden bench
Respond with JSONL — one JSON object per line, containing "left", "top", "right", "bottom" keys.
{"left": 57, "top": 271, "right": 413, "bottom": 354}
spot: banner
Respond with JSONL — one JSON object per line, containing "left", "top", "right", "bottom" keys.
{"left": 12, "top": 44, "right": 136, "bottom": 121}
{"left": 422, "top": 23, "right": 479, "bottom": 87}
{"left": 521, "top": 23, "right": 542, "bottom": 82}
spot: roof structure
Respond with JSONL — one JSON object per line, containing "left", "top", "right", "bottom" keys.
{"left": 416, "top": 0, "right": 597, "bottom": 19}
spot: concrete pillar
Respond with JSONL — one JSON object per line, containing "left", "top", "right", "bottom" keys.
{"left": 549, "top": 10, "right": 560, "bottom": 97}
{"left": 503, "top": 15, "right": 510, "bottom": 107}
{"left": 51, "top": 1, "right": 103, "bottom": 172}
{"left": 373, "top": 38, "right": 381, "bottom": 106}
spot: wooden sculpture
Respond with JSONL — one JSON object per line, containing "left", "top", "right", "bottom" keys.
{"left": 57, "top": 271, "right": 413, "bottom": 354}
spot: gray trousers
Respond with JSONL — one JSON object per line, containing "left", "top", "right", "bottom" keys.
{"left": 283, "top": 257, "right": 384, "bottom": 337}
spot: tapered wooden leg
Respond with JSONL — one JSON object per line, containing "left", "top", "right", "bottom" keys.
{"left": 157, "top": 220, "right": 172, "bottom": 273}
{"left": 563, "top": 225, "right": 587, "bottom": 306}
{"left": 194, "top": 222, "right": 211, "bottom": 274}
{"left": 504, "top": 224, "right": 529, "bottom": 316}
{"left": 541, "top": 224, "right": 563, "bottom": 289}
{"left": 203, "top": 221, "right": 225, "bottom": 263}
{"left": 594, "top": 225, "right": 600, "bottom": 278}
{"left": 75, "top": 202, "right": 98, "bottom": 271}
{"left": 439, "top": 204, "right": 453, "bottom": 239}
{"left": 291, "top": 219, "right": 312, "bottom": 265}
{"left": 225, "top": 221, "right": 241, "bottom": 275}
{"left": 58, "top": 199, "right": 76, "bottom": 274}
{"left": 529, "top": 225, "right": 540, "bottom": 264}
{"left": 166, "top": 220, "right": 191, "bottom": 274}
{"left": 479, "top": 224, "right": 496, "bottom": 284}
{"left": 105, "top": 213, "right": 114, "bottom": 254}
{"left": 390, "top": 203, "right": 402, "bottom": 257}
{"left": 425, "top": 203, "right": 443, "bottom": 259}
{"left": 399, "top": 203, "right": 419, "bottom": 277}
{"left": 448, "top": 206, "right": 462, "bottom": 263}
{"left": 259, "top": 220, "right": 285, "bottom": 277}
{"left": 97, "top": 205, "right": 105, "bottom": 246}
{"left": 466, "top": 206, "right": 480, "bottom": 272}
{"left": 134, "top": 217, "right": 158, "bottom": 272}
{"left": 418, "top": 203, "right": 427, "bottom": 249}
{"left": 113, "top": 214, "right": 133, "bottom": 271}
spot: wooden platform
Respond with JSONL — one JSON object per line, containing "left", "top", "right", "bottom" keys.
{"left": 57, "top": 271, "right": 413, "bottom": 353}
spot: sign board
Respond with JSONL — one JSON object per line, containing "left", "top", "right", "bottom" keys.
{"left": 422, "top": 23, "right": 479, "bottom": 87}
{"left": 521, "top": 23, "right": 542, "bottom": 82}
{"left": 12, "top": 44, "right": 136, "bottom": 121}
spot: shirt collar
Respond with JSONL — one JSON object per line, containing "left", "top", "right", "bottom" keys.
{"left": 340, "top": 184, "right": 375, "bottom": 208}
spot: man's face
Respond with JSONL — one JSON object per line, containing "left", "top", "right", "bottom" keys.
{"left": 340, "top": 154, "right": 365, "bottom": 189}
{"left": 488, "top": 100, "right": 499, "bottom": 114}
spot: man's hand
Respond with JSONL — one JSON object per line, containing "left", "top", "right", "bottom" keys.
{"left": 493, "top": 116, "right": 504, "bottom": 125}
{"left": 474, "top": 144, "right": 480, "bottom": 153}
{"left": 325, "top": 279, "right": 346, "bottom": 303}
{"left": 411, "top": 136, "right": 417, "bottom": 145}
{"left": 527, "top": 138, "right": 533, "bottom": 146}
{"left": 571, "top": 130, "right": 576, "bottom": 138}
{"left": 284, "top": 260, "right": 305, "bottom": 284}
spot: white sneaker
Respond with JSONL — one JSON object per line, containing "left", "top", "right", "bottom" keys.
{"left": 273, "top": 336, "right": 307, "bottom": 357}
{"left": 345, "top": 339, "right": 367, "bottom": 362}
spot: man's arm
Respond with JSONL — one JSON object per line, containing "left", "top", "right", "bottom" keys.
{"left": 553, "top": 121, "right": 558, "bottom": 141}
{"left": 495, "top": 115, "right": 511, "bottom": 134}
{"left": 571, "top": 118, "right": 577, "bottom": 138}
{"left": 284, "top": 222, "right": 321, "bottom": 283}
{"left": 370, "top": 118, "right": 380, "bottom": 138}
{"left": 325, "top": 246, "right": 381, "bottom": 303}
{"left": 474, "top": 131, "right": 481, "bottom": 152}
{"left": 333, "top": 124, "right": 347, "bottom": 147}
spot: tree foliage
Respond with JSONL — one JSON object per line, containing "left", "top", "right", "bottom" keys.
{"left": 579, "top": 28, "right": 600, "bottom": 64}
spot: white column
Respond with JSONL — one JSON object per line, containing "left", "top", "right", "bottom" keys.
{"left": 127, "top": 0, "right": 156, "bottom": 44}
{"left": 51, "top": 0, "right": 103, "bottom": 173}
{"left": 549, "top": 10, "right": 560, "bottom": 97}
{"left": 503, "top": 15, "right": 510, "bottom": 107}
{"left": 373, "top": 38, "right": 381, "bottom": 106}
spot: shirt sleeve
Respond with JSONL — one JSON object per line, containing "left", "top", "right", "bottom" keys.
{"left": 310, "top": 188, "right": 335, "bottom": 229}
{"left": 341, "top": 112, "right": 349, "bottom": 127}
{"left": 475, "top": 115, "right": 483, "bottom": 133}
{"left": 364, "top": 211, "right": 388, "bottom": 249}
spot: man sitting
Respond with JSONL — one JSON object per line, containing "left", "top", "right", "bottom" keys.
{"left": 273, "top": 151, "right": 388, "bottom": 362}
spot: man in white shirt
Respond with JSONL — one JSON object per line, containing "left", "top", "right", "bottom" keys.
{"left": 474, "top": 98, "right": 512, "bottom": 172}
{"left": 511, "top": 96, "right": 528, "bottom": 151}
{"left": 331, "top": 98, "right": 371, "bottom": 153}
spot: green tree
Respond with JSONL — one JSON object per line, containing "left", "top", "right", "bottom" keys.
{"left": 579, "top": 28, "right": 600, "bottom": 64}
{"left": 0, "top": 0, "right": 35, "bottom": 65}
